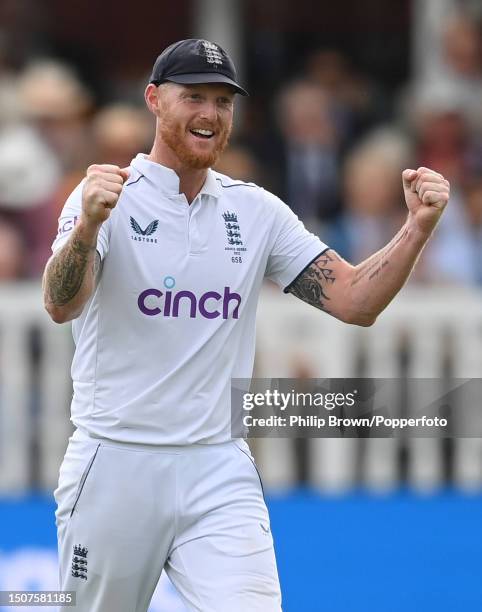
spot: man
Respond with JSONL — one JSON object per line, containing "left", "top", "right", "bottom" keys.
{"left": 43, "top": 39, "right": 450, "bottom": 612}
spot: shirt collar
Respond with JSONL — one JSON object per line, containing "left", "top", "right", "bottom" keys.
{"left": 200, "top": 167, "right": 221, "bottom": 199}
{"left": 130, "top": 154, "right": 221, "bottom": 200}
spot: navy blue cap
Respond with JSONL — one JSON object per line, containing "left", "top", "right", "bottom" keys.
{"left": 149, "top": 39, "right": 248, "bottom": 96}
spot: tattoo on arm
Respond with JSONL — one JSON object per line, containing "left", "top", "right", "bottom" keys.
{"left": 350, "top": 227, "right": 408, "bottom": 286}
{"left": 288, "top": 250, "right": 339, "bottom": 312}
{"left": 46, "top": 236, "right": 97, "bottom": 306}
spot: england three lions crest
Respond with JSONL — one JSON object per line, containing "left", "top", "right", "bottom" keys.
{"left": 222, "top": 211, "right": 247, "bottom": 262}
{"left": 71, "top": 544, "right": 88, "bottom": 580}
{"left": 222, "top": 211, "right": 243, "bottom": 246}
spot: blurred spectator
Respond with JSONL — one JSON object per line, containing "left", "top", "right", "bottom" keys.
{"left": 416, "top": 177, "right": 482, "bottom": 287}
{"left": 0, "top": 219, "right": 25, "bottom": 280}
{"left": 214, "top": 144, "right": 261, "bottom": 183}
{"left": 305, "top": 48, "right": 385, "bottom": 145}
{"left": 0, "top": 125, "right": 60, "bottom": 277}
{"left": 408, "top": 89, "right": 473, "bottom": 187}
{"left": 464, "top": 179, "right": 482, "bottom": 284}
{"left": 13, "top": 59, "right": 99, "bottom": 272}
{"left": 415, "top": 188, "right": 480, "bottom": 286}
{"left": 408, "top": 11, "right": 482, "bottom": 145}
{"left": 0, "top": 64, "right": 21, "bottom": 128}
{"left": 91, "top": 104, "right": 153, "bottom": 168}
{"left": 394, "top": 9, "right": 482, "bottom": 287}
{"left": 275, "top": 79, "right": 342, "bottom": 233}
{"left": 17, "top": 59, "right": 94, "bottom": 202}
{"left": 399, "top": 78, "right": 482, "bottom": 287}
{"left": 439, "top": 12, "right": 482, "bottom": 127}
{"left": 443, "top": 13, "right": 482, "bottom": 77}
{"left": 0, "top": 125, "right": 60, "bottom": 209}
{"left": 0, "top": 28, "right": 23, "bottom": 128}
{"left": 334, "top": 127, "right": 410, "bottom": 263}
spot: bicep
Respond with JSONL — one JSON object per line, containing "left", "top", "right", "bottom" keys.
{"left": 287, "top": 249, "right": 354, "bottom": 319}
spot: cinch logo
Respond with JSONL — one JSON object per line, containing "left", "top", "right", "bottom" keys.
{"left": 138, "top": 276, "right": 241, "bottom": 319}
{"left": 57, "top": 215, "right": 79, "bottom": 237}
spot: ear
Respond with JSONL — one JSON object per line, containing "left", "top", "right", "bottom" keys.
{"left": 145, "top": 84, "right": 160, "bottom": 116}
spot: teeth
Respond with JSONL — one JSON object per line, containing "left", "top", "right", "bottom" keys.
{"left": 191, "top": 129, "right": 214, "bottom": 136}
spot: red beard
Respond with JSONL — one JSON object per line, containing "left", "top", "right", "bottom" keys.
{"left": 158, "top": 109, "right": 231, "bottom": 170}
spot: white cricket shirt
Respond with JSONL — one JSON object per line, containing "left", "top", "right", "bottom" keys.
{"left": 52, "top": 154, "right": 327, "bottom": 444}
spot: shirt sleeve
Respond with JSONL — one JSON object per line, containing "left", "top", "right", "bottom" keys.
{"left": 51, "top": 180, "right": 110, "bottom": 259}
{"left": 264, "top": 190, "right": 329, "bottom": 290}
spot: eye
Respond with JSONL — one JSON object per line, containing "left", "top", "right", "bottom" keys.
{"left": 189, "top": 93, "right": 203, "bottom": 101}
{"left": 218, "top": 97, "right": 233, "bottom": 107}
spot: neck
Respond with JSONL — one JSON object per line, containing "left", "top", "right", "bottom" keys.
{"left": 148, "top": 138, "right": 208, "bottom": 205}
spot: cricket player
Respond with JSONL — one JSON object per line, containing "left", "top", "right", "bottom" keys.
{"left": 43, "top": 39, "right": 450, "bottom": 612}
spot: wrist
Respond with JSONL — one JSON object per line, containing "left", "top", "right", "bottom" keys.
{"left": 406, "top": 212, "right": 433, "bottom": 247}
{"left": 75, "top": 216, "right": 101, "bottom": 248}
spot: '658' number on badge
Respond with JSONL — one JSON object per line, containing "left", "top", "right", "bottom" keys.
{"left": 231, "top": 256, "right": 242, "bottom": 264}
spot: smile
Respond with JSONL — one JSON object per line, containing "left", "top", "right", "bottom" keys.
{"left": 189, "top": 128, "right": 215, "bottom": 139}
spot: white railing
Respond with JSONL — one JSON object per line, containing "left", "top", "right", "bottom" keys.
{"left": 0, "top": 283, "right": 73, "bottom": 492}
{"left": 0, "top": 283, "right": 481, "bottom": 493}
{"left": 254, "top": 285, "right": 482, "bottom": 492}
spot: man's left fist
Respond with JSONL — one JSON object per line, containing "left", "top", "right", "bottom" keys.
{"left": 402, "top": 166, "right": 450, "bottom": 237}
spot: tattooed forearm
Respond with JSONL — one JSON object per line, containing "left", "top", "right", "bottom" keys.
{"left": 351, "top": 227, "right": 408, "bottom": 286}
{"left": 45, "top": 236, "right": 96, "bottom": 306}
{"left": 286, "top": 218, "right": 430, "bottom": 326}
{"left": 288, "top": 250, "right": 338, "bottom": 312}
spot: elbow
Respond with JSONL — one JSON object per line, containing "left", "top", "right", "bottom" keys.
{"left": 356, "top": 314, "right": 377, "bottom": 327}
{"left": 45, "top": 303, "right": 74, "bottom": 324}
{"left": 342, "top": 311, "right": 377, "bottom": 327}
{"left": 341, "top": 289, "right": 378, "bottom": 327}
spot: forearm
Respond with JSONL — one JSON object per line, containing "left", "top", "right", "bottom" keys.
{"left": 348, "top": 215, "right": 428, "bottom": 323}
{"left": 288, "top": 167, "right": 448, "bottom": 327}
{"left": 43, "top": 219, "right": 100, "bottom": 323}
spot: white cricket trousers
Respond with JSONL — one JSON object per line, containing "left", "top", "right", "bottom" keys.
{"left": 55, "top": 428, "right": 282, "bottom": 612}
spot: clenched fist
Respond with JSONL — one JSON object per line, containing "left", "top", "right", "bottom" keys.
{"left": 402, "top": 167, "right": 450, "bottom": 237}
{"left": 81, "top": 164, "right": 130, "bottom": 226}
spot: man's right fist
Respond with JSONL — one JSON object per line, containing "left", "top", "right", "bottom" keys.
{"left": 81, "top": 164, "right": 130, "bottom": 225}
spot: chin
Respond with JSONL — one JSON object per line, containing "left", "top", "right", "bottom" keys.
{"left": 179, "top": 144, "right": 222, "bottom": 170}
{"left": 195, "top": 154, "right": 220, "bottom": 169}
{"left": 187, "top": 157, "right": 216, "bottom": 170}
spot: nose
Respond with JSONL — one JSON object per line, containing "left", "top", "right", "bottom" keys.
{"left": 199, "top": 100, "right": 217, "bottom": 123}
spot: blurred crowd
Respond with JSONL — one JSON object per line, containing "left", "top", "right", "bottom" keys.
{"left": 0, "top": 8, "right": 481, "bottom": 285}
